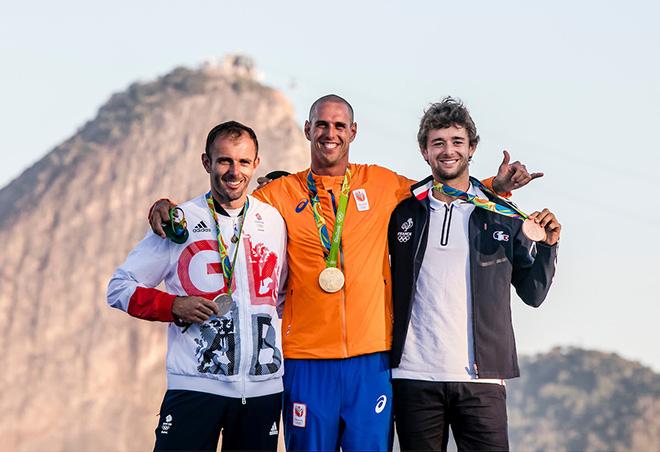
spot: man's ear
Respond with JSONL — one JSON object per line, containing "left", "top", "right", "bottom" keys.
{"left": 349, "top": 122, "right": 357, "bottom": 143}
{"left": 468, "top": 144, "right": 477, "bottom": 161}
{"left": 201, "top": 153, "right": 211, "bottom": 174}
{"left": 420, "top": 146, "right": 429, "bottom": 164}
{"left": 253, "top": 155, "right": 261, "bottom": 169}
{"left": 304, "top": 120, "right": 311, "bottom": 140}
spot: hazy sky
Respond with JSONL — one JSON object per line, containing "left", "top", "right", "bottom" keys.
{"left": 2, "top": 1, "right": 659, "bottom": 370}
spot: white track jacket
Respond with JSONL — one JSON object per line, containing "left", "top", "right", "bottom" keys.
{"left": 107, "top": 194, "right": 287, "bottom": 400}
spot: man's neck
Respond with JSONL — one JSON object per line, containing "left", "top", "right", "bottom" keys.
{"left": 432, "top": 174, "right": 470, "bottom": 203}
{"left": 311, "top": 162, "right": 349, "bottom": 177}
{"left": 212, "top": 190, "right": 247, "bottom": 212}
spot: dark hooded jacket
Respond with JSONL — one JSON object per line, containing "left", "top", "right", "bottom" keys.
{"left": 388, "top": 176, "right": 558, "bottom": 379}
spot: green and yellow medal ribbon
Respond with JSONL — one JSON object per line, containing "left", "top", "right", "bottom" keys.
{"left": 432, "top": 177, "right": 530, "bottom": 219}
{"left": 306, "top": 168, "right": 352, "bottom": 269}
{"left": 205, "top": 191, "right": 248, "bottom": 295}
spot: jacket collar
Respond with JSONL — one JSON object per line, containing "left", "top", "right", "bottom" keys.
{"left": 410, "top": 175, "right": 434, "bottom": 201}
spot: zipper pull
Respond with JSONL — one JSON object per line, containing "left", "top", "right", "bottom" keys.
{"left": 242, "top": 396, "right": 246, "bottom": 405}
{"left": 473, "top": 363, "right": 479, "bottom": 377}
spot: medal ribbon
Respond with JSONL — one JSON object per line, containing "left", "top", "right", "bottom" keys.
{"left": 306, "top": 168, "right": 351, "bottom": 268}
{"left": 205, "top": 192, "right": 248, "bottom": 295}
{"left": 432, "top": 177, "right": 530, "bottom": 220}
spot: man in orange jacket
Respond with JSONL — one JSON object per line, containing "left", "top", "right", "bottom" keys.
{"left": 149, "top": 95, "right": 540, "bottom": 451}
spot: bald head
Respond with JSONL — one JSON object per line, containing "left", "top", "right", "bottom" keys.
{"left": 308, "top": 94, "right": 354, "bottom": 123}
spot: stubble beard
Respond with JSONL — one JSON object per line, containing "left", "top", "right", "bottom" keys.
{"left": 313, "top": 144, "right": 348, "bottom": 172}
{"left": 213, "top": 174, "right": 247, "bottom": 204}
{"left": 433, "top": 158, "right": 470, "bottom": 186}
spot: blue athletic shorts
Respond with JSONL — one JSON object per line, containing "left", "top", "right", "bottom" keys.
{"left": 283, "top": 352, "right": 393, "bottom": 451}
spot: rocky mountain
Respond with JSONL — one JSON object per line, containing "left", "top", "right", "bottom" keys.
{"left": 2, "top": 58, "right": 658, "bottom": 451}
{"left": 0, "top": 56, "right": 309, "bottom": 451}
{"left": 508, "top": 347, "right": 660, "bottom": 451}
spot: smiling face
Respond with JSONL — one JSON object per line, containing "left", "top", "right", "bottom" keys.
{"left": 202, "top": 132, "right": 260, "bottom": 208}
{"left": 304, "top": 100, "right": 357, "bottom": 176}
{"left": 421, "top": 125, "right": 475, "bottom": 188}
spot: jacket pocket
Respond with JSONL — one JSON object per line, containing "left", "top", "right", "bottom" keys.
{"left": 477, "top": 223, "right": 512, "bottom": 267}
{"left": 478, "top": 257, "right": 509, "bottom": 267}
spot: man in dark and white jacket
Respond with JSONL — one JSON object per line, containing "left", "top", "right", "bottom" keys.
{"left": 107, "top": 121, "right": 287, "bottom": 451}
{"left": 387, "top": 98, "right": 561, "bottom": 451}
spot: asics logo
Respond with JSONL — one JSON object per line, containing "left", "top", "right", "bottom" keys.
{"left": 295, "top": 199, "right": 309, "bottom": 213}
{"left": 375, "top": 395, "right": 387, "bottom": 414}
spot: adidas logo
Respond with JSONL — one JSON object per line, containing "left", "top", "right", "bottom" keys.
{"left": 192, "top": 220, "right": 211, "bottom": 233}
{"left": 269, "top": 421, "right": 278, "bottom": 436}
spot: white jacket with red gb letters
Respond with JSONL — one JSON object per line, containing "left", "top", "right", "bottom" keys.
{"left": 107, "top": 194, "right": 287, "bottom": 400}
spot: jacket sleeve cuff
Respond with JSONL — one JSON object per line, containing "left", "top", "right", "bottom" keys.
{"left": 127, "top": 287, "right": 176, "bottom": 322}
{"left": 536, "top": 241, "right": 559, "bottom": 259}
{"left": 481, "top": 176, "right": 512, "bottom": 198}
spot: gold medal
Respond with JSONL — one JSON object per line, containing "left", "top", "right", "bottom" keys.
{"left": 319, "top": 267, "right": 345, "bottom": 293}
{"left": 213, "top": 293, "right": 234, "bottom": 317}
{"left": 522, "top": 219, "right": 546, "bottom": 242}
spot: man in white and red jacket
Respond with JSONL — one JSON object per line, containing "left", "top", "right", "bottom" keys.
{"left": 107, "top": 121, "right": 287, "bottom": 451}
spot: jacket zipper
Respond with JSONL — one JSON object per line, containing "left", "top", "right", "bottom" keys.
{"left": 330, "top": 188, "right": 348, "bottom": 358}
{"left": 470, "top": 222, "right": 486, "bottom": 379}
{"left": 339, "top": 246, "right": 348, "bottom": 357}
{"left": 411, "top": 207, "right": 429, "bottom": 306}
{"left": 341, "top": 287, "right": 348, "bottom": 357}
{"left": 238, "top": 239, "right": 249, "bottom": 404}
{"left": 285, "top": 288, "right": 293, "bottom": 336}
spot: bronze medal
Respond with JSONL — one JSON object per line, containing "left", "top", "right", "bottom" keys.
{"left": 213, "top": 293, "right": 234, "bottom": 317}
{"left": 522, "top": 219, "right": 546, "bottom": 242}
{"left": 318, "top": 267, "right": 345, "bottom": 293}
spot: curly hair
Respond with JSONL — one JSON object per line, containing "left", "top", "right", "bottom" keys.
{"left": 417, "top": 97, "right": 480, "bottom": 150}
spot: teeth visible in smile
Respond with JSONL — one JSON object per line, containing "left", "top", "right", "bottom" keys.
{"left": 322, "top": 143, "right": 338, "bottom": 149}
{"left": 226, "top": 181, "right": 241, "bottom": 188}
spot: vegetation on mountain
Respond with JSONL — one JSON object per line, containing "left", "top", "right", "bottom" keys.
{"left": 508, "top": 347, "right": 659, "bottom": 450}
